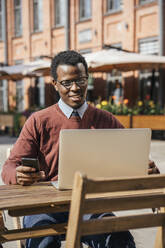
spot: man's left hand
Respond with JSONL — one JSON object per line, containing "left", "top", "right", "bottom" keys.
{"left": 148, "top": 160, "right": 160, "bottom": 174}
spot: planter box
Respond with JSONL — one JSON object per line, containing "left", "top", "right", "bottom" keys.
{"left": 0, "top": 114, "right": 27, "bottom": 136}
{"left": 0, "top": 114, "right": 14, "bottom": 128}
{"left": 132, "top": 115, "right": 165, "bottom": 130}
{"left": 19, "top": 115, "right": 26, "bottom": 128}
{"left": 115, "top": 115, "right": 131, "bottom": 128}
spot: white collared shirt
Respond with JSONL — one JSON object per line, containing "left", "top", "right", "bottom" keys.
{"left": 58, "top": 98, "right": 88, "bottom": 119}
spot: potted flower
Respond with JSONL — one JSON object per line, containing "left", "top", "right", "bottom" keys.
{"left": 95, "top": 97, "right": 132, "bottom": 128}
{"left": 132, "top": 100, "right": 165, "bottom": 130}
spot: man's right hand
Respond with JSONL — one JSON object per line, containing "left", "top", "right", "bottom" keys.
{"left": 16, "top": 166, "right": 46, "bottom": 186}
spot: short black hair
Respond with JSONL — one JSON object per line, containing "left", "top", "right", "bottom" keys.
{"left": 51, "top": 50, "right": 88, "bottom": 81}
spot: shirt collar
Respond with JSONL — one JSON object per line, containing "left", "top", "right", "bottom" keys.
{"left": 58, "top": 98, "right": 88, "bottom": 119}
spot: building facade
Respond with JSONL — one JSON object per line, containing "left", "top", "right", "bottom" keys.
{"left": 0, "top": 0, "right": 164, "bottom": 112}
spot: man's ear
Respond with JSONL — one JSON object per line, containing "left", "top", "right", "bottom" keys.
{"left": 52, "top": 79, "right": 58, "bottom": 91}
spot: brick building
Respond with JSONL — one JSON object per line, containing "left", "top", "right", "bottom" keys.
{"left": 0, "top": 0, "right": 164, "bottom": 112}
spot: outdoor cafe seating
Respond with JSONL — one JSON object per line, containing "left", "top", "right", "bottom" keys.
{"left": 0, "top": 172, "right": 165, "bottom": 247}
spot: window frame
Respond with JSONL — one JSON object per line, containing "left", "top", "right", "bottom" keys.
{"left": 139, "top": 0, "right": 156, "bottom": 5}
{"left": 54, "top": 0, "right": 65, "bottom": 27}
{"left": 16, "top": 79, "right": 24, "bottom": 112}
{"left": 0, "top": 80, "right": 8, "bottom": 112}
{"left": 138, "top": 36, "right": 159, "bottom": 55}
{"left": 138, "top": 37, "right": 160, "bottom": 104}
{"left": 14, "top": 60, "right": 24, "bottom": 112}
{"left": 14, "top": 0, "right": 22, "bottom": 37}
{"left": 33, "top": 0, "right": 43, "bottom": 33}
{"left": 79, "top": 0, "right": 92, "bottom": 21}
{"left": 106, "top": 0, "right": 123, "bottom": 14}
{"left": 0, "top": 0, "right": 2, "bottom": 40}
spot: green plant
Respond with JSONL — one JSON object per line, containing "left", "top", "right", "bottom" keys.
{"left": 94, "top": 98, "right": 165, "bottom": 116}
{"left": 95, "top": 98, "right": 132, "bottom": 115}
{"left": 13, "top": 113, "right": 22, "bottom": 137}
{"left": 132, "top": 100, "right": 164, "bottom": 115}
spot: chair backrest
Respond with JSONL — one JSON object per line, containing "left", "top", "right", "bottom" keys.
{"left": 65, "top": 172, "right": 165, "bottom": 248}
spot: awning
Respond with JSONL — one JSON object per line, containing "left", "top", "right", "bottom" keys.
{"left": 84, "top": 49, "right": 165, "bottom": 72}
{"left": 1, "top": 49, "right": 165, "bottom": 80}
{"left": 0, "top": 60, "right": 51, "bottom": 80}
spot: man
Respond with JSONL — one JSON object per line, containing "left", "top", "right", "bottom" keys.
{"left": 2, "top": 50, "right": 159, "bottom": 248}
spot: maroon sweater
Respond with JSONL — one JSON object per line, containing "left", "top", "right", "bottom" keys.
{"left": 1, "top": 104, "right": 123, "bottom": 184}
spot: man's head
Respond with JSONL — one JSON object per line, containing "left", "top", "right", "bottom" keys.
{"left": 51, "top": 50, "right": 88, "bottom": 109}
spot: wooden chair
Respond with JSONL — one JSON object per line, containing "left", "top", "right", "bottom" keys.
{"left": 0, "top": 211, "right": 6, "bottom": 248}
{"left": 1, "top": 147, "right": 23, "bottom": 248}
{"left": 66, "top": 172, "right": 165, "bottom": 248}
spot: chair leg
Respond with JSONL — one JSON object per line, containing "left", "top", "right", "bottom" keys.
{"left": 0, "top": 211, "right": 6, "bottom": 231}
{"left": 0, "top": 212, "right": 5, "bottom": 248}
{"left": 13, "top": 217, "right": 24, "bottom": 248}
{"left": 154, "top": 207, "right": 165, "bottom": 248}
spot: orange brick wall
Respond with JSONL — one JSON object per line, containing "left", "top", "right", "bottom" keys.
{"left": 1, "top": 0, "right": 160, "bottom": 62}
{"left": 0, "top": 0, "right": 161, "bottom": 109}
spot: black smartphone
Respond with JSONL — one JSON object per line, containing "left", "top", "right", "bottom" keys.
{"left": 21, "top": 158, "right": 40, "bottom": 172}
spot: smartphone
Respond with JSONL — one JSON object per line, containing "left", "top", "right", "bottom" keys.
{"left": 21, "top": 158, "right": 40, "bottom": 172}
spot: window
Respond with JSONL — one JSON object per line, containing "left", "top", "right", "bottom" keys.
{"left": 0, "top": 0, "right": 2, "bottom": 40}
{"left": 33, "top": 0, "right": 42, "bottom": 32}
{"left": 15, "top": 60, "right": 24, "bottom": 112}
{"left": 14, "top": 0, "right": 22, "bottom": 37}
{"left": 54, "top": 0, "right": 65, "bottom": 26}
{"left": 139, "top": 37, "right": 159, "bottom": 103}
{"left": 106, "top": 44, "right": 123, "bottom": 103}
{"left": 0, "top": 81, "right": 4, "bottom": 111}
{"left": 29, "top": 77, "right": 45, "bottom": 108}
{"left": 107, "top": 70, "right": 123, "bottom": 103}
{"left": 139, "top": 0, "right": 155, "bottom": 5}
{"left": 107, "top": 0, "right": 123, "bottom": 12}
{"left": 0, "top": 80, "right": 8, "bottom": 112}
{"left": 79, "top": 0, "right": 91, "bottom": 20}
{"left": 16, "top": 80, "right": 24, "bottom": 112}
{"left": 139, "top": 37, "right": 159, "bottom": 55}
{"left": 37, "top": 77, "right": 45, "bottom": 107}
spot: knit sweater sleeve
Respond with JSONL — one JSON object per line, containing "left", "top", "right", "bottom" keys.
{"left": 1, "top": 114, "right": 40, "bottom": 185}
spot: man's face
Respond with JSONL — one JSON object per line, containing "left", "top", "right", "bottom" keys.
{"left": 53, "top": 63, "right": 88, "bottom": 109}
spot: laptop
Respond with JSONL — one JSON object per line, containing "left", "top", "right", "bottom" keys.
{"left": 53, "top": 128, "right": 151, "bottom": 190}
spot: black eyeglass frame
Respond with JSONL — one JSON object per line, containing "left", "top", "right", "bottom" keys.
{"left": 57, "top": 76, "right": 88, "bottom": 89}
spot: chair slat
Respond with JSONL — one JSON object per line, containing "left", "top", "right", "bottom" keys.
{"left": 0, "top": 223, "right": 67, "bottom": 243}
{"left": 81, "top": 213, "right": 165, "bottom": 235}
{"left": 83, "top": 192, "right": 165, "bottom": 213}
{"left": 85, "top": 174, "right": 165, "bottom": 194}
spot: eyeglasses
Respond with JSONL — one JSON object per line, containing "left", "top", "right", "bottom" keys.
{"left": 57, "top": 76, "right": 88, "bottom": 89}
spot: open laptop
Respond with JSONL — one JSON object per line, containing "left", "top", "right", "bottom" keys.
{"left": 53, "top": 128, "right": 151, "bottom": 190}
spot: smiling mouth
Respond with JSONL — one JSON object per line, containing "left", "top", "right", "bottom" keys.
{"left": 69, "top": 95, "right": 82, "bottom": 101}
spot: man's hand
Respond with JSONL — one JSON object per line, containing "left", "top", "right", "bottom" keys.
{"left": 148, "top": 160, "right": 160, "bottom": 174}
{"left": 16, "top": 166, "right": 46, "bottom": 186}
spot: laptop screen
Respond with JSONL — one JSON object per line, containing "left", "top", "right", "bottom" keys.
{"left": 57, "top": 128, "right": 151, "bottom": 190}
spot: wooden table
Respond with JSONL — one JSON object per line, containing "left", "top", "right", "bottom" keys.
{"left": 1, "top": 180, "right": 165, "bottom": 244}
{"left": 0, "top": 182, "right": 72, "bottom": 243}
